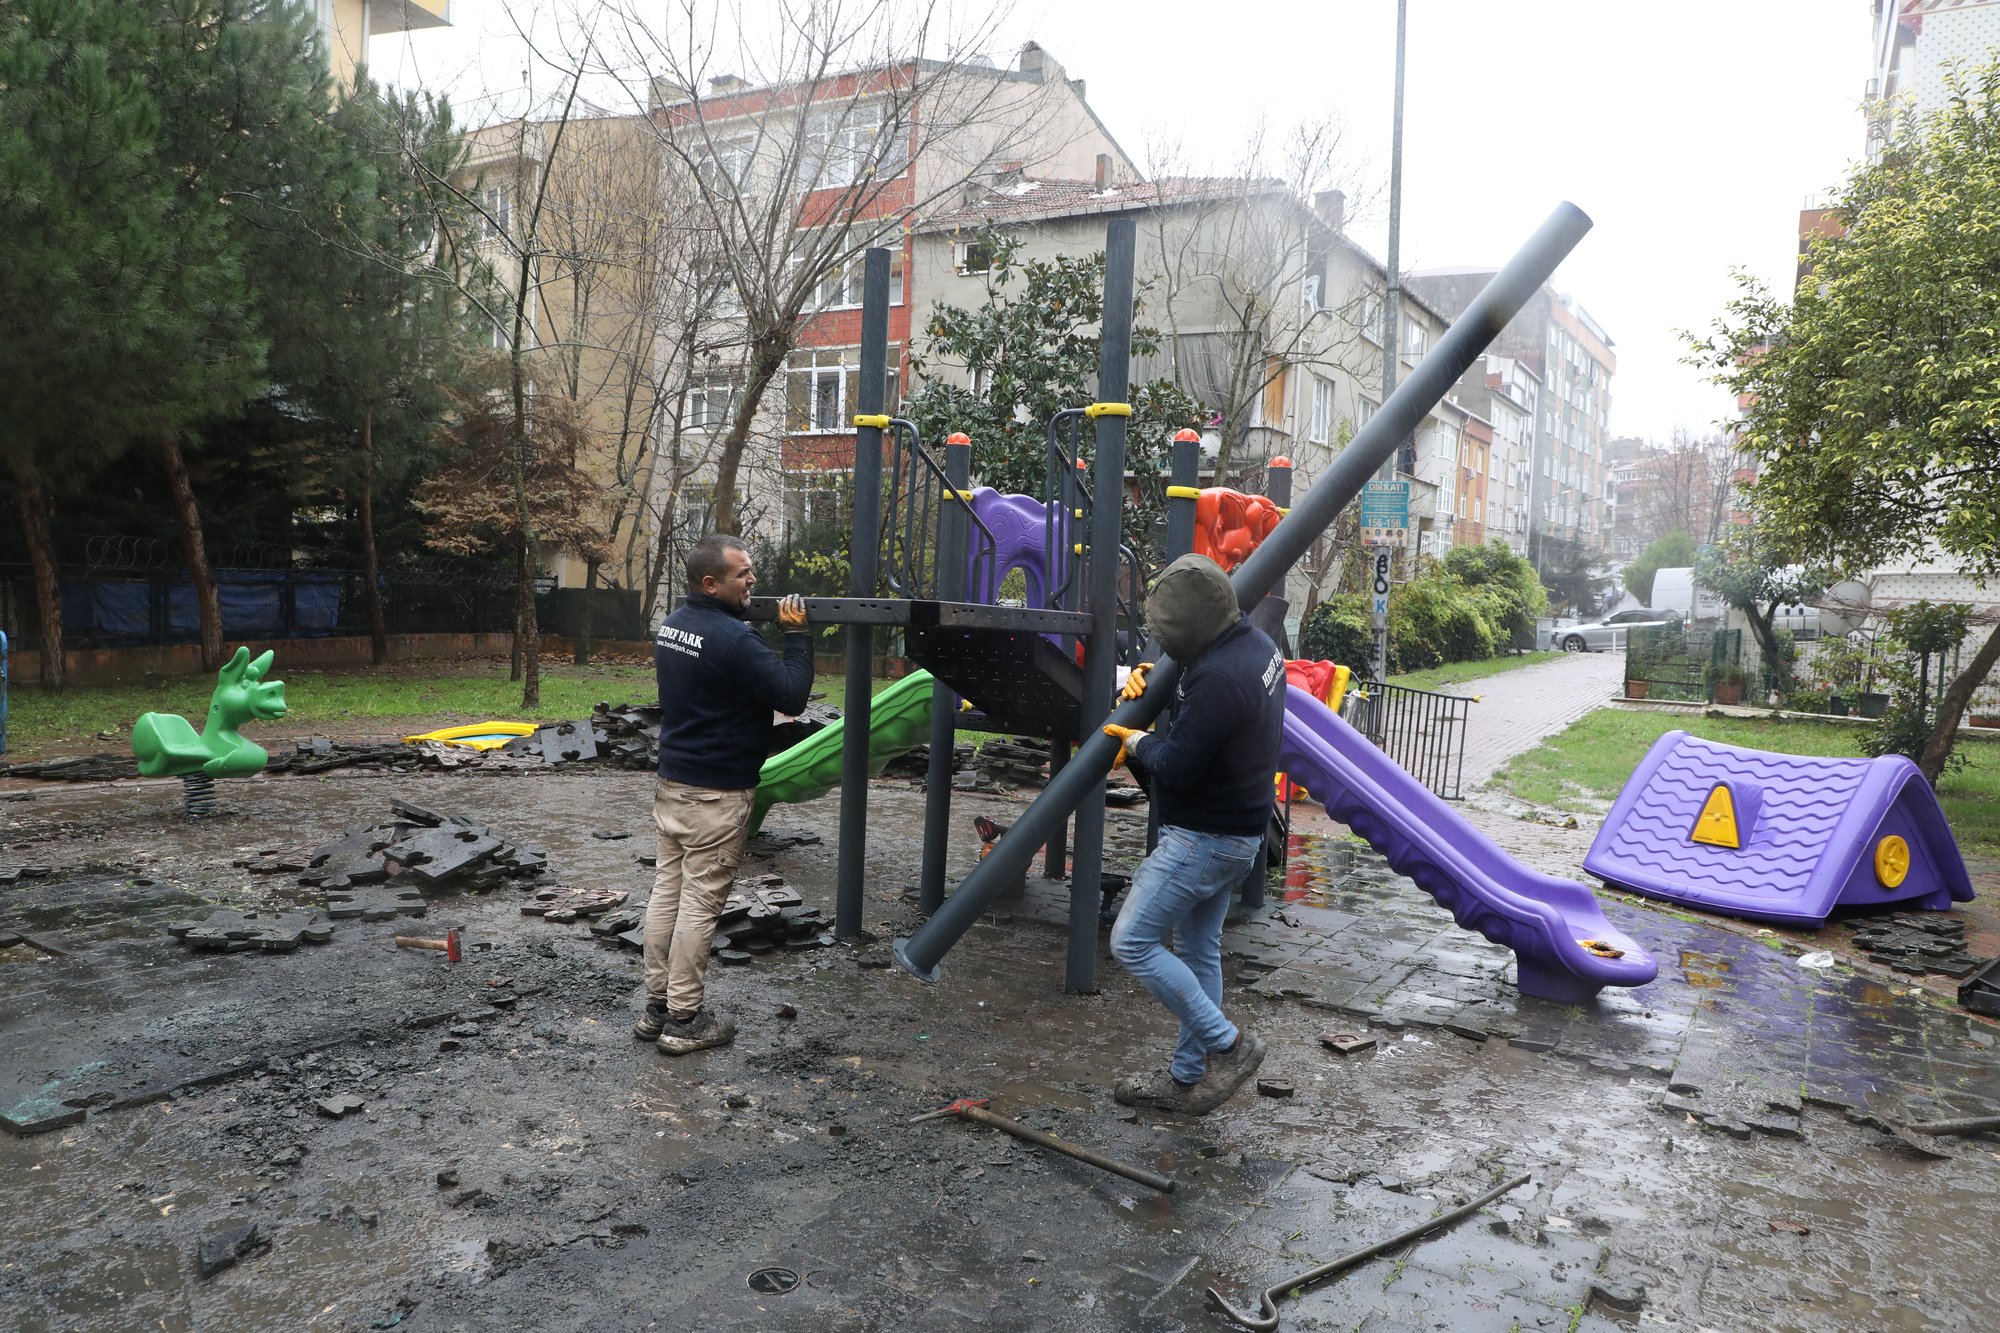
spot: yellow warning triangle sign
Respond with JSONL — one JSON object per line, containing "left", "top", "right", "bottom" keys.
{"left": 1691, "top": 785, "right": 1741, "bottom": 849}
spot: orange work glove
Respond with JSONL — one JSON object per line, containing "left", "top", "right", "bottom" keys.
{"left": 776, "top": 594, "right": 809, "bottom": 631}
{"left": 1118, "top": 662, "right": 1154, "bottom": 702}
{"left": 1101, "top": 723, "right": 1147, "bottom": 769}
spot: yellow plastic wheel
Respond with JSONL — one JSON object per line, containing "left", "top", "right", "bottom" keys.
{"left": 1873, "top": 835, "right": 1910, "bottom": 888}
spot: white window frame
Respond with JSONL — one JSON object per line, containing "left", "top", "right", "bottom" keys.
{"left": 1402, "top": 320, "right": 1428, "bottom": 364}
{"left": 954, "top": 238, "right": 995, "bottom": 275}
{"left": 481, "top": 184, "right": 512, "bottom": 240}
{"left": 695, "top": 131, "right": 756, "bottom": 194}
{"left": 687, "top": 376, "right": 738, "bottom": 432}
{"left": 1307, "top": 375, "right": 1334, "bottom": 444}
{"left": 810, "top": 252, "right": 906, "bottom": 311}
{"left": 804, "top": 102, "right": 908, "bottom": 190}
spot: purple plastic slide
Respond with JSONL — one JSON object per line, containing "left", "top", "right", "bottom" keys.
{"left": 1280, "top": 686, "right": 1657, "bottom": 1002}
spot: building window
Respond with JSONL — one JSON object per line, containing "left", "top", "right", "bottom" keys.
{"left": 954, "top": 239, "right": 995, "bottom": 275}
{"left": 481, "top": 184, "right": 512, "bottom": 240}
{"left": 786, "top": 350, "right": 899, "bottom": 434}
{"left": 1403, "top": 321, "right": 1427, "bottom": 363}
{"left": 810, "top": 251, "right": 906, "bottom": 310}
{"left": 1356, "top": 397, "right": 1377, "bottom": 431}
{"left": 1360, "top": 291, "right": 1385, "bottom": 344}
{"left": 1308, "top": 376, "right": 1334, "bottom": 444}
{"left": 1435, "top": 425, "right": 1456, "bottom": 460}
{"left": 695, "top": 132, "right": 756, "bottom": 193}
{"left": 783, "top": 471, "right": 852, "bottom": 539}
{"left": 687, "top": 377, "right": 738, "bottom": 432}
{"left": 804, "top": 102, "right": 909, "bottom": 189}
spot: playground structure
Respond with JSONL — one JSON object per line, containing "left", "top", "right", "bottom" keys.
{"left": 1584, "top": 730, "right": 1974, "bottom": 928}
{"left": 730, "top": 205, "right": 1675, "bottom": 1003}
{"left": 130, "top": 646, "right": 288, "bottom": 817}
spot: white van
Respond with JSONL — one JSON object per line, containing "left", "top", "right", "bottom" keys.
{"left": 1652, "top": 567, "right": 1725, "bottom": 625}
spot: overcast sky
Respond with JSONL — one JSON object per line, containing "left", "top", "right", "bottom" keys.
{"left": 374, "top": 1, "right": 1874, "bottom": 444}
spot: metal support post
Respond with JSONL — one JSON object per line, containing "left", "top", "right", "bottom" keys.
{"left": 1165, "top": 428, "right": 1201, "bottom": 562}
{"left": 836, "top": 248, "right": 891, "bottom": 940}
{"left": 1063, "top": 216, "right": 1137, "bottom": 994}
{"left": 1044, "top": 454, "right": 1088, "bottom": 878}
{"left": 919, "top": 432, "right": 972, "bottom": 913}
{"left": 891, "top": 204, "right": 1594, "bottom": 984}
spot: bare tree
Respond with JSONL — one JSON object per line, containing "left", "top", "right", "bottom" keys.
{"left": 1142, "top": 117, "right": 1378, "bottom": 484}
{"left": 1624, "top": 427, "right": 1739, "bottom": 549}
{"left": 604, "top": 0, "right": 1082, "bottom": 535}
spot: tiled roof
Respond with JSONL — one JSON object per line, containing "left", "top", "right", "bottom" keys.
{"left": 918, "top": 175, "right": 1286, "bottom": 232}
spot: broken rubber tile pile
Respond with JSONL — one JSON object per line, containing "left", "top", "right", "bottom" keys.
{"left": 235, "top": 797, "right": 548, "bottom": 920}
{"left": 521, "top": 887, "right": 628, "bottom": 924}
{"left": 1844, "top": 912, "right": 1984, "bottom": 979}
{"left": 710, "top": 877, "right": 834, "bottom": 963}
{"left": 971, "top": 737, "right": 1048, "bottom": 787}
{"left": 168, "top": 909, "right": 335, "bottom": 953}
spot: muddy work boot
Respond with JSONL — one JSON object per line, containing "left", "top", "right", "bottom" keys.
{"left": 633, "top": 1001, "right": 674, "bottom": 1042}
{"left": 1183, "top": 1031, "right": 1266, "bottom": 1115}
{"left": 1113, "top": 1068, "right": 1198, "bottom": 1114}
{"left": 656, "top": 1009, "right": 736, "bottom": 1056}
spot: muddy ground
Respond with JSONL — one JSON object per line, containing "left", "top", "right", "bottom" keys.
{"left": 4, "top": 765, "right": 2000, "bottom": 1332}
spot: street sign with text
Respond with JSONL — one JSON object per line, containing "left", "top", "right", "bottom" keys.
{"left": 1360, "top": 480, "right": 1411, "bottom": 545}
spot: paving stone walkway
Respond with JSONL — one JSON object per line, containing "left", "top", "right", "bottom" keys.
{"left": 1424, "top": 650, "right": 1628, "bottom": 789}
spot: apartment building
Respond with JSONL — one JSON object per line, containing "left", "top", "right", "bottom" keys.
{"left": 313, "top": 0, "right": 450, "bottom": 91}
{"left": 1407, "top": 270, "right": 1616, "bottom": 564}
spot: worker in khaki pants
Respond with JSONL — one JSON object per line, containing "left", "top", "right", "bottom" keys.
{"left": 637, "top": 535, "right": 812, "bottom": 1055}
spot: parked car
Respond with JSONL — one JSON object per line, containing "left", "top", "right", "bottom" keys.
{"left": 1556, "top": 608, "right": 1685, "bottom": 653}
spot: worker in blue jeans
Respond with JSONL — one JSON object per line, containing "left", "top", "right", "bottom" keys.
{"left": 1103, "top": 553, "right": 1286, "bottom": 1115}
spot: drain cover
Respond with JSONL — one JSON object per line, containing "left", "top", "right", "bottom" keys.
{"left": 746, "top": 1266, "right": 800, "bottom": 1295}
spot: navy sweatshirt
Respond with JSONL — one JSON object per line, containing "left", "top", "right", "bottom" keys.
{"left": 655, "top": 593, "right": 814, "bottom": 790}
{"left": 1129, "top": 620, "right": 1286, "bottom": 837}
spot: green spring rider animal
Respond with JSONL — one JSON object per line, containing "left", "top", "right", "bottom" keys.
{"left": 132, "top": 647, "right": 288, "bottom": 817}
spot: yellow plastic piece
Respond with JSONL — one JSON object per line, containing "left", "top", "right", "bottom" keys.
{"left": 1690, "top": 784, "right": 1741, "bottom": 849}
{"left": 402, "top": 721, "right": 538, "bottom": 751}
{"left": 1083, "top": 402, "right": 1132, "bottom": 418}
{"left": 1874, "top": 835, "right": 1910, "bottom": 888}
{"left": 1073, "top": 544, "right": 1084, "bottom": 554}
{"left": 852, "top": 413, "right": 891, "bottom": 429}
{"left": 1165, "top": 485, "right": 1201, "bottom": 500}
{"left": 949, "top": 489, "right": 976, "bottom": 501}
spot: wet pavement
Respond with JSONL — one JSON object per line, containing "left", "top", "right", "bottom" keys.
{"left": 3, "top": 754, "right": 1999, "bottom": 1331}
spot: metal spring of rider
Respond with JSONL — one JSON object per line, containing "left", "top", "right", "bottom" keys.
{"left": 180, "top": 772, "right": 218, "bottom": 819}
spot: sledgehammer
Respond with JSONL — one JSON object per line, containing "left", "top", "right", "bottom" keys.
{"left": 393, "top": 927, "right": 461, "bottom": 962}
{"left": 910, "top": 1097, "right": 1174, "bottom": 1193}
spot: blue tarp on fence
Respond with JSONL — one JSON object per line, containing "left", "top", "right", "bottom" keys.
{"left": 58, "top": 571, "right": 343, "bottom": 642}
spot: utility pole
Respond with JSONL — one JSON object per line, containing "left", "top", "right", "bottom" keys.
{"left": 1371, "top": 0, "right": 1409, "bottom": 685}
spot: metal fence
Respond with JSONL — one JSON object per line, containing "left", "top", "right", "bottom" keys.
{"left": 0, "top": 560, "right": 646, "bottom": 653}
{"left": 1342, "top": 679, "right": 1475, "bottom": 800}
{"left": 1624, "top": 627, "right": 1744, "bottom": 703}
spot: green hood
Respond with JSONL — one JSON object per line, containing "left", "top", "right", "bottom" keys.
{"left": 1147, "top": 554, "right": 1241, "bottom": 663}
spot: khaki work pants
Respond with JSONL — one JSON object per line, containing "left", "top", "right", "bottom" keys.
{"left": 643, "top": 778, "right": 756, "bottom": 1016}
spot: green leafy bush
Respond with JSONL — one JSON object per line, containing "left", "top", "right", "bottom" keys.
{"left": 1443, "top": 541, "right": 1547, "bottom": 651}
{"left": 1299, "top": 595, "right": 1373, "bottom": 670}
{"left": 1388, "top": 564, "right": 1496, "bottom": 672}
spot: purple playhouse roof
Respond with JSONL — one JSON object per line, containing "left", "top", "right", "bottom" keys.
{"left": 1582, "top": 731, "right": 1973, "bottom": 928}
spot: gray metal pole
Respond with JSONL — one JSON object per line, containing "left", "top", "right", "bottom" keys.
{"left": 1062, "top": 217, "right": 1136, "bottom": 994}
{"left": 837, "top": 248, "right": 891, "bottom": 940}
{"left": 1373, "top": 0, "right": 1410, "bottom": 685}
{"left": 892, "top": 204, "right": 1593, "bottom": 983}
{"left": 1165, "top": 428, "right": 1200, "bottom": 561}
{"left": 918, "top": 432, "right": 971, "bottom": 913}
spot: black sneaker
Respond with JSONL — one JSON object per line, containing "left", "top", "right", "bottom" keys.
{"left": 1184, "top": 1031, "right": 1266, "bottom": 1115}
{"left": 656, "top": 1009, "right": 736, "bottom": 1056}
{"left": 633, "top": 1002, "right": 673, "bottom": 1041}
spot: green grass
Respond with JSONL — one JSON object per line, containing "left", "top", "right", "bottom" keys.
{"left": 4, "top": 659, "right": 659, "bottom": 756}
{"left": 1386, "top": 651, "right": 1563, "bottom": 695}
{"left": 1491, "top": 708, "right": 2000, "bottom": 857}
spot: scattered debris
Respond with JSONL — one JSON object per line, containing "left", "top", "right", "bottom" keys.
{"left": 1959, "top": 954, "right": 2000, "bottom": 1018}
{"left": 1768, "top": 1217, "right": 1811, "bottom": 1235}
{"left": 1845, "top": 913, "right": 1983, "bottom": 980}
{"left": 316, "top": 1095, "right": 366, "bottom": 1118}
{"left": 1256, "top": 1079, "right": 1295, "bottom": 1098}
{"left": 522, "top": 887, "right": 628, "bottom": 923}
{"left": 1319, "top": 1033, "right": 1377, "bottom": 1056}
{"left": 167, "top": 909, "right": 333, "bottom": 953}
{"left": 197, "top": 1219, "right": 268, "bottom": 1278}
{"left": 1796, "top": 951, "right": 1837, "bottom": 971}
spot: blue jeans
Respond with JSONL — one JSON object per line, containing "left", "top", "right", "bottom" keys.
{"left": 1110, "top": 825, "right": 1261, "bottom": 1084}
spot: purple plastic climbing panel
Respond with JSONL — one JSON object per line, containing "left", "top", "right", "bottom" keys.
{"left": 1583, "top": 730, "right": 1974, "bottom": 928}
{"left": 1280, "top": 688, "right": 1656, "bottom": 1002}
{"left": 966, "top": 488, "right": 1064, "bottom": 610}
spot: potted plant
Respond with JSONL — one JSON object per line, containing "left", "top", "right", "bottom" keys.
{"left": 1708, "top": 662, "right": 1748, "bottom": 706}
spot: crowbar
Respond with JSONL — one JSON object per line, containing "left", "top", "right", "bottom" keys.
{"left": 1207, "top": 1170, "right": 1534, "bottom": 1330}
{"left": 911, "top": 1097, "right": 1174, "bottom": 1193}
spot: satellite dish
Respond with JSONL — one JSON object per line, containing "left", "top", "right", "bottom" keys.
{"left": 1818, "top": 578, "right": 1870, "bottom": 636}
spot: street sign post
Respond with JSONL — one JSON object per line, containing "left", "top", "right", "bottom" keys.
{"left": 1360, "top": 480, "right": 1411, "bottom": 546}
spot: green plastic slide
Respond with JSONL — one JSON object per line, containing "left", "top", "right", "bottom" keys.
{"left": 749, "top": 669, "right": 939, "bottom": 834}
